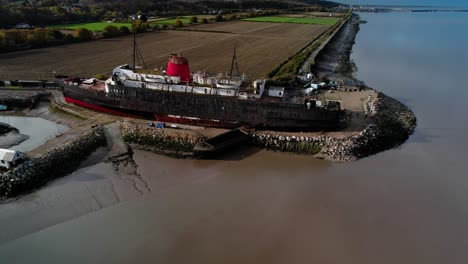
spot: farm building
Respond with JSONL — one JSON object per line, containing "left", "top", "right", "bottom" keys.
{"left": 0, "top": 149, "right": 25, "bottom": 169}
{"left": 15, "top": 23, "right": 31, "bottom": 29}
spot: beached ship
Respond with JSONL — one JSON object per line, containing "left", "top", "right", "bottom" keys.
{"left": 57, "top": 51, "right": 342, "bottom": 131}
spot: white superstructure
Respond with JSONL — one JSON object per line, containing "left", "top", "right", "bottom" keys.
{"left": 105, "top": 65, "right": 260, "bottom": 98}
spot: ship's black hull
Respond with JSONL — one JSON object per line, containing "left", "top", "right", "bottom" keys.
{"left": 61, "top": 83, "right": 342, "bottom": 131}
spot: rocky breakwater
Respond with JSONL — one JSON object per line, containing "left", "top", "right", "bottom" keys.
{"left": 350, "top": 92, "right": 417, "bottom": 158}
{"left": 118, "top": 121, "right": 204, "bottom": 158}
{"left": 252, "top": 91, "right": 416, "bottom": 162}
{"left": 0, "top": 127, "right": 106, "bottom": 198}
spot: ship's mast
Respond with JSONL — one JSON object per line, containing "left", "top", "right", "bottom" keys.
{"left": 132, "top": 0, "right": 137, "bottom": 70}
{"left": 133, "top": 29, "right": 136, "bottom": 70}
{"left": 229, "top": 45, "right": 240, "bottom": 82}
{"left": 131, "top": 0, "right": 146, "bottom": 70}
{"left": 131, "top": 17, "right": 147, "bottom": 70}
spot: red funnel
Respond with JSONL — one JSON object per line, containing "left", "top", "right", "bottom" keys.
{"left": 167, "top": 54, "right": 190, "bottom": 82}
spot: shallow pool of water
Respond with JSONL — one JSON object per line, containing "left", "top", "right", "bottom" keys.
{"left": 0, "top": 115, "right": 69, "bottom": 152}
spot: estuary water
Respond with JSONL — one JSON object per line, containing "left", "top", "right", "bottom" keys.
{"left": 1, "top": 12, "right": 468, "bottom": 263}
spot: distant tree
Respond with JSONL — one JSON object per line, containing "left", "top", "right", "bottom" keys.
{"left": 52, "top": 29, "right": 64, "bottom": 40}
{"left": 3, "top": 30, "right": 26, "bottom": 45}
{"left": 132, "top": 20, "right": 149, "bottom": 33}
{"left": 119, "top": 26, "right": 130, "bottom": 34}
{"left": 175, "top": 19, "right": 183, "bottom": 28}
{"left": 95, "top": 73, "right": 107, "bottom": 80}
{"left": 202, "top": 18, "right": 208, "bottom": 24}
{"left": 190, "top": 16, "right": 198, "bottom": 24}
{"left": 75, "top": 28, "right": 93, "bottom": 41}
{"left": 228, "top": 14, "right": 238, "bottom": 21}
{"left": 214, "top": 14, "right": 224, "bottom": 22}
{"left": 0, "top": 32, "right": 6, "bottom": 50}
{"left": 26, "top": 28, "right": 54, "bottom": 47}
{"left": 161, "top": 24, "right": 168, "bottom": 30}
{"left": 103, "top": 25, "right": 120, "bottom": 38}
{"left": 64, "top": 33, "right": 75, "bottom": 43}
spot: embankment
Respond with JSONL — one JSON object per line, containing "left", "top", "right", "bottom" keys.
{"left": 0, "top": 127, "right": 106, "bottom": 198}
{"left": 312, "top": 13, "right": 361, "bottom": 79}
{"left": 0, "top": 89, "right": 50, "bottom": 109}
{"left": 118, "top": 121, "right": 204, "bottom": 158}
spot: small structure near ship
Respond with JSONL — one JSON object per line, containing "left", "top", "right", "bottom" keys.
{"left": 193, "top": 128, "right": 250, "bottom": 158}
{"left": 268, "top": 86, "right": 285, "bottom": 98}
{"left": 0, "top": 149, "right": 25, "bottom": 169}
{"left": 341, "top": 79, "right": 366, "bottom": 90}
{"left": 15, "top": 23, "right": 31, "bottom": 29}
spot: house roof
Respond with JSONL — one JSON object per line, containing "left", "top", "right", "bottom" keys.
{"left": 0, "top": 149, "right": 19, "bottom": 162}
{"left": 269, "top": 86, "right": 285, "bottom": 91}
{"left": 343, "top": 79, "right": 366, "bottom": 87}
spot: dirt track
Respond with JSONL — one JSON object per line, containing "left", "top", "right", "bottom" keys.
{"left": 0, "top": 21, "right": 329, "bottom": 80}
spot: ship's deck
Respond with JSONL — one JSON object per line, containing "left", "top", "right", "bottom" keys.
{"left": 80, "top": 82, "right": 106, "bottom": 92}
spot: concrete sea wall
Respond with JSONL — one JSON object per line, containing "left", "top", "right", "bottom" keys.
{"left": 0, "top": 127, "right": 106, "bottom": 198}
{"left": 0, "top": 89, "right": 50, "bottom": 109}
{"left": 118, "top": 121, "right": 203, "bottom": 158}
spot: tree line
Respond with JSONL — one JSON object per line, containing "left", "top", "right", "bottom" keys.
{"left": 0, "top": 24, "right": 137, "bottom": 53}
{"left": 0, "top": 0, "right": 339, "bottom": 29}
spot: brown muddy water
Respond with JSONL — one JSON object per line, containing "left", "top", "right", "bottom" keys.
{"left": 1, "top": 12, "right": 468, "bottom": 263}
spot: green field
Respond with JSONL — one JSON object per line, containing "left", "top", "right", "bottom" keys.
{"left": 153, "top": 18, "right": 192, "bottom": 25}
{"left": 50, "top": 22, "right": 132, "bottom": 31}
{"left": 50, "top": 18, "right": 195, "bottom": 31}
{"left": 242, "top": 16, "right": 338, "bottom": 25}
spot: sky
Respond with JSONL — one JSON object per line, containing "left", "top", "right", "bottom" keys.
{"left": 346, "top": 0, "right": 468, "bottom": 8}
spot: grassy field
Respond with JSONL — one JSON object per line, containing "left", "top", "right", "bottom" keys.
{"left": 0, "top": 21, "right": 330, "bottom": 80}
{"left": 50, "top": 18, "right": 196, "bottom": 31}
{"left": 242, "top": 16, "right": 338, "bottom": 25}
{"left": 153, "top": 18, "right": 192, "bottom": 25}
{"left": 50, "top": 22, "right": 132, "bottom": 31}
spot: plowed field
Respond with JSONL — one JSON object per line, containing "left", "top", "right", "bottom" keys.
{"left": 0, "top": 21, "right": 332, "bottom": 80}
